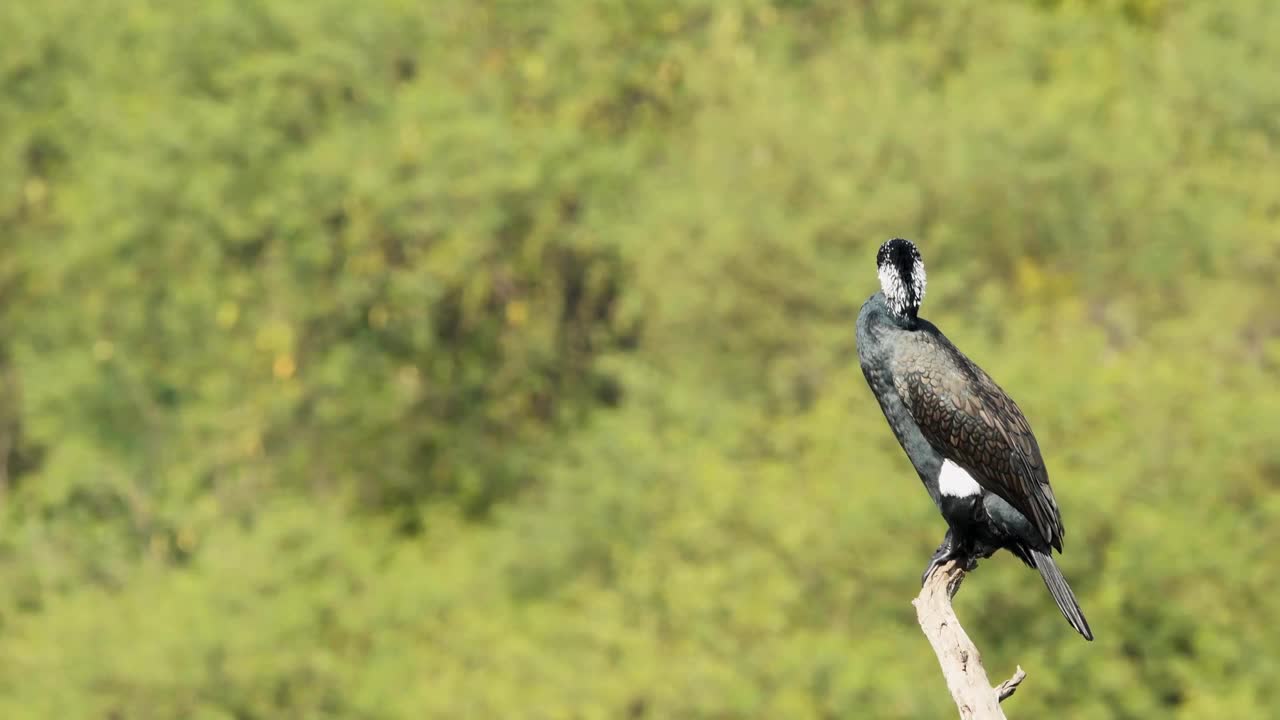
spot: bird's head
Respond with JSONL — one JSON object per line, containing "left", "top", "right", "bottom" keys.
{"left": 876, "top": 238, "right": 926, "bottom": 320}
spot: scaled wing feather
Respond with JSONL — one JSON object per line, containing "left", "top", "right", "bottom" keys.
{"left": 893, "top": 340, "right": 1065, "bottom": 550}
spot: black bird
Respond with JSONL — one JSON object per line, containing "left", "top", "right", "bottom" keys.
{"left": 855, "top": 238, "right": 1093, "bottom": 641}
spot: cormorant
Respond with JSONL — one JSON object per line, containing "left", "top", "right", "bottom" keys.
{"left": 855, "top": 238, "right": 1093, "bottom": 641}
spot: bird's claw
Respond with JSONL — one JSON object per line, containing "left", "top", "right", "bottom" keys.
{"left": 921, "top": 530, "right": 976, "bottom": 585}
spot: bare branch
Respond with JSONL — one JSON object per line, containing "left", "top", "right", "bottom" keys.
{"left": 995, "top": 666, "right": 1027, "bottom": 702}
{"left": 912, "top": 560, "right": 1027, "bottom": 719}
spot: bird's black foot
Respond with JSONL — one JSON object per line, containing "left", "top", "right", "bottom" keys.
{"left": 921, "top": 530, "right": 978, "bottom": 586}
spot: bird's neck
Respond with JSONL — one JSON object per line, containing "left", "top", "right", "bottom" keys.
{"left": 888, "top": 306, "right": 920, "bottom": 329}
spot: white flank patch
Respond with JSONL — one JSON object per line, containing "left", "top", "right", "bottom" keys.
{"left": 939, "top": 459, "right": 982, "bottom": 497}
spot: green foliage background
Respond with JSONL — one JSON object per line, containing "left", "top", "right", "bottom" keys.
{"left": 2, "top": 0, "right": 1279, "bottom": 717}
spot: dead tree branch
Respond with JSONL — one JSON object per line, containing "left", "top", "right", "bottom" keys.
{"left": 913, "top": 560, "right": 1027, "bottom": 719}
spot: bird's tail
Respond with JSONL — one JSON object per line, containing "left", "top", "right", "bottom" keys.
{"left": 1030, "top": 548, "right": 1094, "bottom": 641}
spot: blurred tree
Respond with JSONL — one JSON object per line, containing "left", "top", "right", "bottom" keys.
{"left": 0, "top": 0, "right": 1277, "bottom": 717}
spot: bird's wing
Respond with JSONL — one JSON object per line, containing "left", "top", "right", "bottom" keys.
{"left": 892, "top": 336, "right": 1065, "bottom": 550}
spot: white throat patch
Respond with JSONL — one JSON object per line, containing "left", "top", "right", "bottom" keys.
{"left": 878, "top": 258, "right": 927, "bottom": 317}
{"left": 939, "top": 459, "right": 982, "bottom": 497}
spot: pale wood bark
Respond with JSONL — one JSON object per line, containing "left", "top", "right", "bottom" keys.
{"left": 913, "top": 560, "right": 1027, "bottom": 719}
